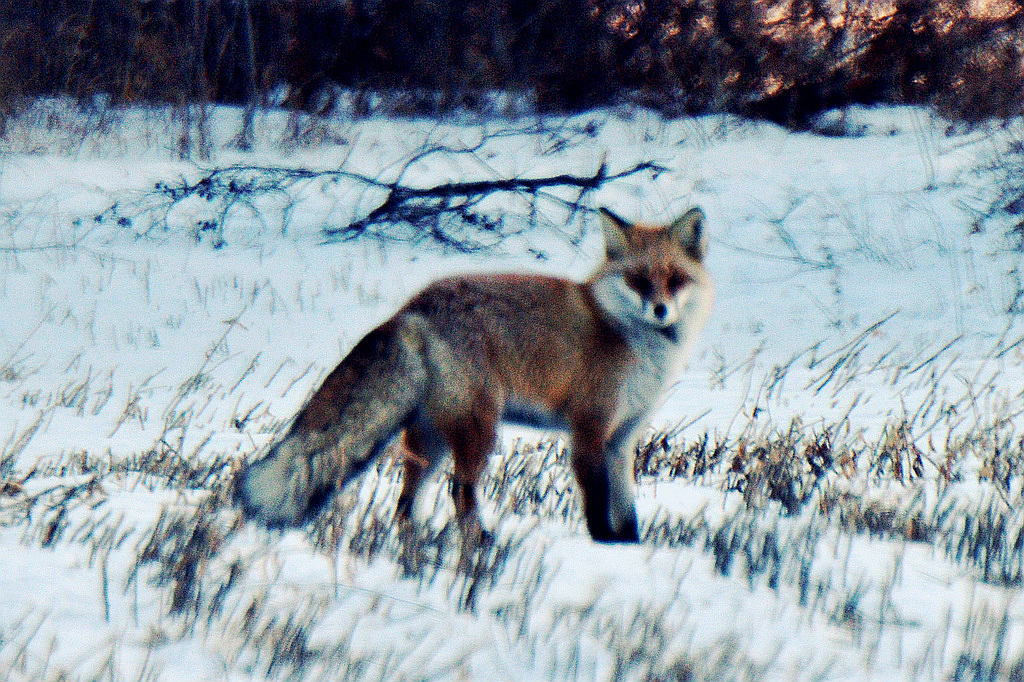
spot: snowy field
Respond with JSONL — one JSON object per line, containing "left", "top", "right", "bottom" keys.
{"left": 1, "top": 100, "right": 1024, "bottom": 680}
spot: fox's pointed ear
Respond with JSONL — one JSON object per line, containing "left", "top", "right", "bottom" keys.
{"left": 599, "top": 208, "right": 632, "bottom": 260}
{"left": 671, "top": 207, "right": 707, "bottom": 261}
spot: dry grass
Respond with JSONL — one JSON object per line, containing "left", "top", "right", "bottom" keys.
{"left": 2, "top": 96, "right": 1024, "bottom": 679}
{"left": 4, "top": 396, "right": 1024, "bottom": 679}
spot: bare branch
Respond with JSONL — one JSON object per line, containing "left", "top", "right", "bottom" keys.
{"left": 323, "top": 158, "right": 665, "bottom": 244}
{"left": 138, "top": 157, "right": 666, "bottom": 250}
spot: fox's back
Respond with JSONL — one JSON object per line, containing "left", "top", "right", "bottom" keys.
{"left": 401, "top": 273, "right": 632, "bottom": 411}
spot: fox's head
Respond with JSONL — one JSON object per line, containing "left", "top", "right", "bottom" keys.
{"left": 591, "top": 206, "right": 713, "bottom": 342}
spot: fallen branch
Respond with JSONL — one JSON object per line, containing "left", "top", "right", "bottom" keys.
{"left": 125, "top": 156, "right": 666, "bottom": 251}
{"left": 320, "top": 158, "right": 667, "bottom": 246}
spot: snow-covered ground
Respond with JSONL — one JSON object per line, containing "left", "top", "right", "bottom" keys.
{"left": 1, "top": 101, "right": 1023, "bottom": 679}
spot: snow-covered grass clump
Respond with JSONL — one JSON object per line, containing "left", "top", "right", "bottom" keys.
{"left": 1, "top": 101, "right": 1024, "bottom": 679}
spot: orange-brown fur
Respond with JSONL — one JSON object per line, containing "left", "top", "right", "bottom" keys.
{"left": 235, "top": 207, "right": 712, "bottom": 543}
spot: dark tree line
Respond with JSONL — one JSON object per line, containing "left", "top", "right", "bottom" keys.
{"left": 1, "top": 0, "right": 1022, "bottom": 127}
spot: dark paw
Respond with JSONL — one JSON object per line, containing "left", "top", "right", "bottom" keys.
{"left": 301, "top": 484, "right": 335, "bottom": 522}
{"left": 588, "top": 516, "right": 640, "bottom": 544}
{"left": 477, "top": 528, "right": 495, "bottom": 547}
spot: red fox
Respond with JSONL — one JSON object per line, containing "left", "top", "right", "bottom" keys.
{"left": 235, "top": 207, "right": 712, "bottom": 543}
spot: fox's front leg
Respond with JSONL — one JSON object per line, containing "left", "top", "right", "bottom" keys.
{"left": 570, "top": 416, "right": 641, "bottom": 543}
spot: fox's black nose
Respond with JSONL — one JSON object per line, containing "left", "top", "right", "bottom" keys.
{"left": 653, "top": 303, "right": 668, "bottom": 320}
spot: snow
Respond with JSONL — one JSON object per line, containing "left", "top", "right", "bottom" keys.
{"left": 1, "top": 100, "right": 1023, "bottom": 679}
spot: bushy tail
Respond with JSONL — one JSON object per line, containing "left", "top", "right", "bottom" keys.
{"left": 234, "top": 317, "right": 429, "bottom": 527}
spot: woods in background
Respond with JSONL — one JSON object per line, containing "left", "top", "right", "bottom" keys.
{"left": 0, "top": 0, "right": 1021, "bottom": 127}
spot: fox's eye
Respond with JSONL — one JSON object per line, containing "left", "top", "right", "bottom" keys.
{"left": 627, "top": 275, "right": 654, "bottom": 297}
{"left": 667, "top": 273, "right": 690, "bottom": 291}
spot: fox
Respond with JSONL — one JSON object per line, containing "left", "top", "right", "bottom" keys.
{"left": 234, "top": 206, "right": 712, "bottom": 543}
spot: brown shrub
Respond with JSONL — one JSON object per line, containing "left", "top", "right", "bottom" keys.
{"left": 0, "top": 1, "right": 1020, "bottom": 125}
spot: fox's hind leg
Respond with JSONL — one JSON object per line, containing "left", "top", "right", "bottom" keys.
{"left": 395, "top": 412, "right": 448, "bottom": 524}
{"left": 394, "top": 414, "right": 450, "bottom": 573}
{"left": 438, "top": 400, "right": 498, "bottom": 545}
